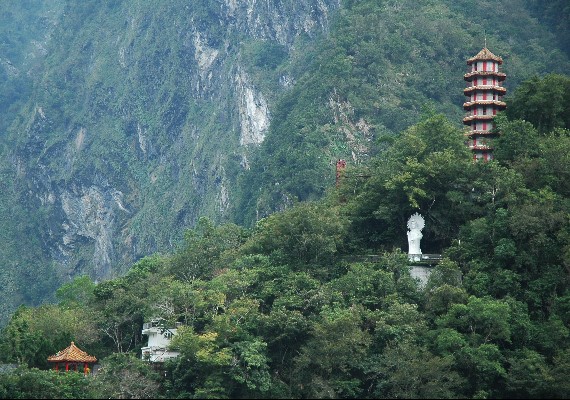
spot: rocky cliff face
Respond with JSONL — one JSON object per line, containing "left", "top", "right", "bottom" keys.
{"left": 3, "top": 0, "right": 568, "bottom": 327}
{"left": 3, "top": 0, "right": 340, "bottom": 287}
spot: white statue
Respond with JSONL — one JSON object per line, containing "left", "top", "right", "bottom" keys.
{"left": 407, "top": 213, "right": 424, "bottom": 261}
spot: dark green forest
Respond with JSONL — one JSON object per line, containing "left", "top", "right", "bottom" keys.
{"left": 1, "top": 0, "right": 570, "bottom": 398}
{"left": 1, "top": 72, "right": 569, "bottom": 398}
{"left": 233, "top": 0, "right": 570, "bottom": 224}
{"left": 1, "top": 0, "right": 570, "bottom": 328}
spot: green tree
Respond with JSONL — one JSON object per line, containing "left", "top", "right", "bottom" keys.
{"left": 505, "top": 74, "right": 570, "bottom": 133}
{"left": 505, "top": 349, "right": 553, "bottom": 398}
{"left": 88, "top": 353, "right": 161, "bottom": 399}
{"left": 436, "top": 296, "right": 512, "bottom": 346}
{"left": 166, "top": 327, "right": 232, "bottom": 398}
{"left": 168, "top": 218, "right": 248, "bottom": 282}
{"left": 367, "top": 341, "right": 465, "bottom": 399}
{"left": 493, "top": 114, "right": 541, "bottom": 163}
{"left": 241, "top": 201, "right": 348, "bottom": 272}
{"left": 56, "top": 275, "right": 96, "bottom": 309}
{"left": 0, "top": 305, "right": 98, "bottom": 369}
{"left": 0, "top": 366, "right": 91, "bottom": 399}
{"left": 292, "top": 305, "right": 372, "bottom": 398}
{"left": 342, "top": 113, "right": 474, "bottom": 253}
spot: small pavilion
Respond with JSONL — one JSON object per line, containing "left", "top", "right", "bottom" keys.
{"left": 47, "top": 341, "right": 97, "bottom": 375}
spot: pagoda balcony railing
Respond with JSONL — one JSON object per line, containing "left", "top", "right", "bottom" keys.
{"left": 464, "top": 130, "right": 496, "bottom": 137}
{"left": 468, "top": 144, "right": 494, "bottom": 150}
{"left": 463, "top": 114, "right": 496, "bottom": 123}
{"left": 464, "top": 85, "right": 507, "bottom": 94}
{"left": 463, "top": 100, "right": 506, "bottom": 109}
{"left": 464, "top": 71, "right": 506, "bottom": 80}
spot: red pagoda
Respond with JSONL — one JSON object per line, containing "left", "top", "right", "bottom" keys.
{"left": 335, "top": 159, "right": 347, "bottom": 187}
{"left": 47, "top": 341, "right": 97, "bottom": 375}
{"left": 463, "top": 47, "right": 507, "bottom": 161}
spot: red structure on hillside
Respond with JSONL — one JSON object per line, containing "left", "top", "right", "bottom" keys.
{"left": 336, "top": 159, "right": 347, "bottom": 187}
{"left": 47, "top": 341, "right": 97, "bottom": 375}
{"left": 463, "top": 47, "right": 507, "bottom": 161}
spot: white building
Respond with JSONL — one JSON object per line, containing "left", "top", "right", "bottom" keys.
{"left": 141, "top": 319, "right": 181, "bottom": 363}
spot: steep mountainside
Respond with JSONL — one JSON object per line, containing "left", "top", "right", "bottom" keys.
{"left": 235, "top": 0, "right": 570, "bottom": 223}
{"left": 0, "top": 0, "right": 341, "bottom": 324}
{"left": 0, "top": 0, "right": 568, "bottom": 325}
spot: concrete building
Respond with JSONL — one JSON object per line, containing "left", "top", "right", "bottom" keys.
{"left": 141, "top": 319, "right": 181, "bottom": 363}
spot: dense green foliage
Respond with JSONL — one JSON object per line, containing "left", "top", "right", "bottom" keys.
{"left": 1, "top": 73, "right": 569, "bottom": 398}
{"left": 234, "top": 0, "right": 570, "bottom": 224}
{"left": 0, "top": 0, "right": 569, "bottom": 327}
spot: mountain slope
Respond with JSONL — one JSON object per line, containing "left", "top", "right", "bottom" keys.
{"left": 0, "top": 0, "right": 568, "bottom": 325}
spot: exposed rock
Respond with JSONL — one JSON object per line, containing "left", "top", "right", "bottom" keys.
{"left": 60, "top": 186, "right": 129, "bottom": 279}
{"left": 0, "top": 0, "right": 342, "bottom": 313}
{"left": 236, "top": 67, "right": 270, "bottom": 146}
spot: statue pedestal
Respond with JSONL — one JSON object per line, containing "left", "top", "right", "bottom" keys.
{"left": 410, "top": 265, "right": 432, "bottom": 288}
{"left": 408, "top": 254, "right": 442, "bottom": 288}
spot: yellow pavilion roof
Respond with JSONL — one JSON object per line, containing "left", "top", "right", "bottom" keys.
{"left": 47, "top": 341, "right": 97, "bottom": 363}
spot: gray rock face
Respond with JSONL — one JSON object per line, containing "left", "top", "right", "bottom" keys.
{"left": 6, "top": 0, "right": 340, "bottom": 283}
{"left": 60, "top": 185, "right": 129, "bottom": 279}
{"left": 222, "top": 0, "right": 340, "bottom": 45}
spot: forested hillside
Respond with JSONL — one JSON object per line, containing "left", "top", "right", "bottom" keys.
{"left": 0, "top": 0, "right": 568, "bottom": 347}
{"left": 0, "top": 73, "right": 569, "bottom": 398}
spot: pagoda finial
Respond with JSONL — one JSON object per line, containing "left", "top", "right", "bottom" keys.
{"left": 484, "top": 29, "right": 487, "bottom": 48}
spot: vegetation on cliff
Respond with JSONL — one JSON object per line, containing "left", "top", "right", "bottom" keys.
{"left": 0, "top": 0, "right": 569, "bottom": 328}
{"left": 1, "top": 73, "right": 569, "bottom": 398}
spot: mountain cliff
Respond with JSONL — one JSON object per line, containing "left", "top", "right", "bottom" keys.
{"left": 0, "top": 0, "right": 568, "bottom": 324}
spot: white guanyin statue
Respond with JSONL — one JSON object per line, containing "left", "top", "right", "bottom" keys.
{"left": 407, "top": 213, "right": 425, "bottom": 261}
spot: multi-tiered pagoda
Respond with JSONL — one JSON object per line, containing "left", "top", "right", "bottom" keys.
{"left": 463, "top": 47, "right": 506, "bottom": 160}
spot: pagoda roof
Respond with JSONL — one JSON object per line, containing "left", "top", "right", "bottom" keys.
{"left": 47, "top": 342, "right": 97, "bottom": 363}
{"left": 467, "top": 48, "right": 503, "bottom": 65}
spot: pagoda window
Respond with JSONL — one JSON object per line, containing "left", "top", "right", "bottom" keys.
{"left": 483, "top": 77, "right": 487, "bottom": 85}
{"left": 474, "top": 78, "right": 478, "bottom": 86}
{"left": 473, "top": 108, "right": 478, "bottom": 115}
{"left": 482, "top": 107, "right": 487, "bottom": 115}
{"left": 483, "top": 122, "right": 488, "bottom": 131}
{"left": 482, "top": 61, "right": 487, "bottom": 71}
{"left": 473, "top": 63, "right": 477, "bottom": 71}
{"left": 482, "top": 92, "right": 487, "bottom": 100}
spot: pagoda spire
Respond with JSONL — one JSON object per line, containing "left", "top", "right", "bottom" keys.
{"left": 463, "top": 47, "right": 506, "bottom": 161}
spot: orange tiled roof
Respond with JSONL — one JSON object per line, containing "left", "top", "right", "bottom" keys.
{"left": 47, "top": 341, "right": 97, "bottom": 363}
{"left": 467, "top": 48, "right": 503, "bottom": 65}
